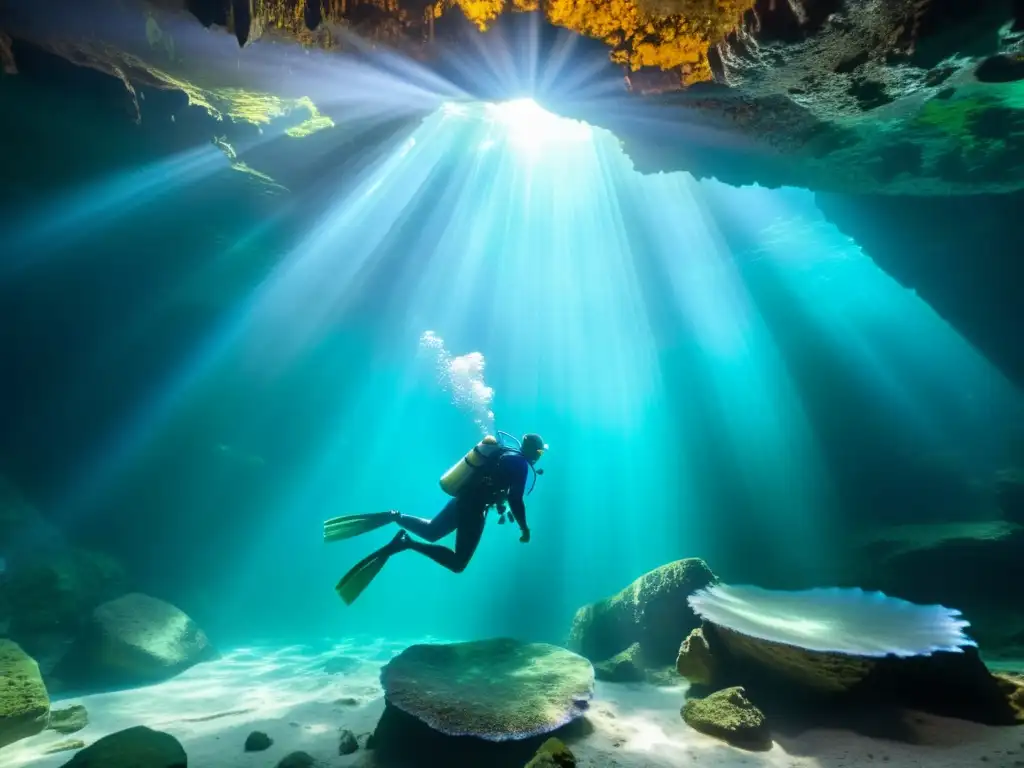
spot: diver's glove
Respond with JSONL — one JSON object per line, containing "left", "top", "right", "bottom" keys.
{"left": 519, "top": 527, "right": 531, "bottom": 544}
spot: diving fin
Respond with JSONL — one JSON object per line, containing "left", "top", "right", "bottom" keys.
{"left": 335, "top": 532, "right": 408, "bottom": 606}
{"left": 323, "top": 511, "right": 396, "bottom": 543}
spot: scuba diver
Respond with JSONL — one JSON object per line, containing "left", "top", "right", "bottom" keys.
{"left": 323, "top": 432, "right": 546, "bottom": 605}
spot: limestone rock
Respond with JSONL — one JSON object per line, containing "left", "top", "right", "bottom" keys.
{"left": 59, "top": 725, "right": 186, "bottom": 767}
{"left": 53, "top": 593, "right": 217, "bottom": 688}
{"left": 681, "top": 686, "right": 770, "bottom": 750}
{"left": 676, "top": 627, "right": 716, "bottom": 687}
{"left": 568, "top": 558, "right": 716, "bottom": 667}
{"left": 4, "top": 1, "right": 1020, "bottom": 196}
{"left": 525, "top": 737, "right": 576, "bottom": 768}
{"left": 0, "top": 639, "right": 50, "bottom": 748}
{"left": 594, "top": 642, "right": 645, "bottom": 683}
{"left": 48, "top": 704, "right": 88, "bottom": 735}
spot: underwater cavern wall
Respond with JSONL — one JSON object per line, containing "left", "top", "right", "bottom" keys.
{"left": 0, "top": 0, "right": 1023, "bottom": 659}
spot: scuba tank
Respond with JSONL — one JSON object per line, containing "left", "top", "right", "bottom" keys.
{"left": 439, "top": 435, "right": 504, "bottom": 497}
{"left": 439, "top": 431, "right": 546, "bottom": 499}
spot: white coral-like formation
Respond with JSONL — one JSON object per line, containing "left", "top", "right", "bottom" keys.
{"left": 688, "top": 583, "right": 975, "bottom": 658}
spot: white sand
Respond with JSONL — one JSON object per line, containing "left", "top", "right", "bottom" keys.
{"left": 3, "top": 639, "right": 1022, "bottom": 767}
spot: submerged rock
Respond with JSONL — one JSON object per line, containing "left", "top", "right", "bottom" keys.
{"left": 687, "top": 585, "right": 1024, "bottom": 726}
{"left": 337, "top": 728, "right": 357, "bottom": 755}
{"left": 380, "top": 638, "right": 593, "bottom": 741}
{"left": 681, "top": 686, "right": 770, "bottom": 751}
{"left": 594, "top": 642, "right": 645, "bottom": 683}
{"left": 372, "top": 639, "right": 593, "bottom": 764}
{"left": 48, "top": 704, "right": 88, "bottom": 735}
{"left": 43, "top": 739, "right": 85, "bottom": 754}
{"left": 60, "top": 725, "right": 186, "bottom": 767}
{"left": 244, "top": 730, "right": 272, "bottom": 751}
{"left": 0, "top": 639, "right": 50, "bottom": 748}
{"left": 275, "top": 751, "right": 318, "bottom": 768}
{"left": 53, "top": 593, "right": 217, "bottom": 688}
{"left": 675, "top": 627, "right": 716, "bottom": 687}
{"left": 524, "top": 737, "right": 576, "bottom": 768}
{"left": 568, "top": 558, "right": 716, "bottom": 667}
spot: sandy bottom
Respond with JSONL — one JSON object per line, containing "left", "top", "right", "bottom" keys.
{"left": 3, "top": 639, "right": 1023, "bottom": 768}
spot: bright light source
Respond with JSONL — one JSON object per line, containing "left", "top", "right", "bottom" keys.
{"left": 440, "top": 98, "right": 592, "bottom": 154}
{"left": 485, "top": 98, "right": 592, "bottom": 148}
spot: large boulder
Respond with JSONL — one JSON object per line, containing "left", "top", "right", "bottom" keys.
{"left": 678, "top": 583, "right": 1024, "bottom": 727}
{"left": 52, "top": 593, "right": 217, "bottom": 689}
{"left": 0, "top": 639, "right": 50, "bottom": 748}
{"left": 59, "top": 725, "right": 186, "bottom": 767}
{"left": 568, "top": 558, "right": 716, "bottom": 667}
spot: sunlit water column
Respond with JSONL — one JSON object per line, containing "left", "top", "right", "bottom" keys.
{"left": 396, "top": 101, "right": 704, "bottom": 633}
{"left": 618, "top": 170, "right": 835, "bottom": 586}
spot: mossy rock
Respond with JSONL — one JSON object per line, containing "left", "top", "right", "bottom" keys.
{"left": 713, "top": 625, "right": 874, "bottom": 693}
{"left": 380, "top": 638, "right": 594, "bottom": 740}
{"left": 681, "top": 686, "right": 770, "bottom": 751}
{"left": 525, "top": 736, "right": 576, "bottom": 767}
{"left": 568, "top": 558, "right": 716, "bottom": 667}
{"left": 676, "top": 627, "right": 717, "bottom": 686}
{"left": 59, "top": 725, "right": 186, "bottom": 767}
{"left": 994, "top": 673, "right": 1024, "bottom": 724}
{"left": 703, "top": 623, "right": 1024, "bottom": 725}
{"left": 48, "top": 704, "right": 88, "bottom": 735}
{"left": 594, "top": 642, "right": 645, "bottom": 683}
{"left": 0, "top": 639, "right": 50, "bottom": 749}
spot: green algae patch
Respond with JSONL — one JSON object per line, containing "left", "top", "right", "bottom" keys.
{"left": 0, "top": 639, "right": 50, "bottom": 749}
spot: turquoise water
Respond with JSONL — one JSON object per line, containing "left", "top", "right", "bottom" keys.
{"left": 132, "top": 100, "right": 1017, "bottom": 648}
{"left": 2, "top": 91, "right": 1020, "bottom": 651}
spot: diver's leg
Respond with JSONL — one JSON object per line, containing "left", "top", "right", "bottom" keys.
{"left": 402, "top": 505, "right": 485, "bottom": 574}
{"left": 395, "top": 499, "right": 459, "bottom": 543}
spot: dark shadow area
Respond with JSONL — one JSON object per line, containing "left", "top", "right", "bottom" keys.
{"left": 370, "top": 703, "right": 592, "bottom": 767}
{"left": 816, "top": 191, "right": 1024, "bottom": 392}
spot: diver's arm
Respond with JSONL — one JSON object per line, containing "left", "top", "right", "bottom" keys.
{"left": 507, "top": 461, "right": 529, "bottom": 541}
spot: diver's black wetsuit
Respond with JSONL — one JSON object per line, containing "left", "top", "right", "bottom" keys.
{"left": 395, "top": 451, "right": 530, "bottom": 573}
